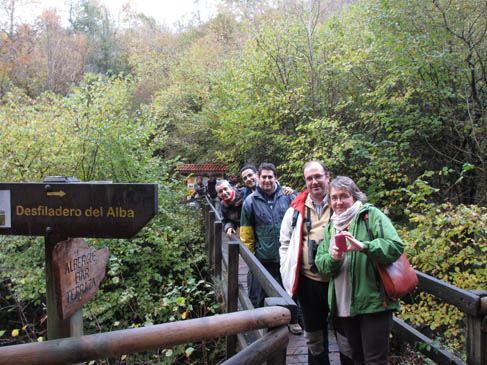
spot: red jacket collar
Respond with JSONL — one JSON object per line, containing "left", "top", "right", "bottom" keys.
{"left": 290, "top": 190, "right": 309, "bottom": 215}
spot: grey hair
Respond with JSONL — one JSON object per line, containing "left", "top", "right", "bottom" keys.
{"left": 330, "top": 176, "right": 367, "bottom": 202}
{"left": 215, "top": 179, "right": 231, "bottom": 188}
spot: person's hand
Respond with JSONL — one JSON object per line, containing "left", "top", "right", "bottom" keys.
{"left": 282, "top": 186, "right": 294, "bottom": 195}
{"left": 340, "top": 231, "right": 364, "bottom": 251}
{"left": 226, "top": 227, "right": 236, "bottom": 238}
{"left": 331, "top": 244, "right": 345, "bottom": 261}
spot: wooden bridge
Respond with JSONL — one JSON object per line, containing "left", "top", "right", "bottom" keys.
{"left": 215, "top": 207, "right": 341, "bottom": 364}
{"left": 200, "top": 198, "right": 487, "bottom": 365}
{"left": 0, "top": 197, "right": 486, "bottom": 364}
{"left": 225, "top": 234, "right": 342, "bottom": 364}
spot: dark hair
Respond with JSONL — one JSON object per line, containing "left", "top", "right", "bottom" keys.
{"left": 330, "top": 176, "right": 367, "bottom": 202}
{"left": 240, "top": 165, "right": 257, "bottom": 175}
{"left": 258, "top": 162, "right": 277, "bottom": 177}
{"left": 303, "top": 161, "right": 329, "bottom": 175}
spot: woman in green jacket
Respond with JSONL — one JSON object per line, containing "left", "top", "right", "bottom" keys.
{"left": 315, "top": 176, "right": 404, "bottom": 364}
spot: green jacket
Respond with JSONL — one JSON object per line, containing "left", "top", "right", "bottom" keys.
{"left": 315, "top": 203, "right": 404, "bottom": 316}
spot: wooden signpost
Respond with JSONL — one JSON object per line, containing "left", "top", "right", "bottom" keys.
{"left": 0, "top": 180, "right": 158, "bottom": 238}
{"left": 0, "top": 177, "right": 158, "bottom": 340}
{"left": 52, "top": 238, "right": 109, "bottom": 320}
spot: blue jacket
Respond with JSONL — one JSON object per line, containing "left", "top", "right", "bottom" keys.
{"left": 240, "top": 186, "right": 254, "bottom": 200}
{"left": 240, "top": 184, "right": 295, "bottom": 262}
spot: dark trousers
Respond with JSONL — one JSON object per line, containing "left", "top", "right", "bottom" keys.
{"left": 247, "top": 261, "right": 282, "bottom": 308}
{"left": 334, "top": 310, "right": 393, "bottom": 365}
{"left": 297, "top": 275, "right": 330, "bottom": 364}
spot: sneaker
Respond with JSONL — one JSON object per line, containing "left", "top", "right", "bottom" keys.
{"left": 288, "top": 323, "right": 303, "bottom": 335}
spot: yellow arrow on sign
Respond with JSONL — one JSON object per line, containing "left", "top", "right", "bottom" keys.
{"left": 47, "top": 191, "right": 66, "bottom": 198}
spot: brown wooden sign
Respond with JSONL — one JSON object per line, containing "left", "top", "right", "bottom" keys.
{"left": 52, "top": 238, "right": 109, "bottom": 319}
{"left": 0, "top": 182, "right": 158, "bottom": 238}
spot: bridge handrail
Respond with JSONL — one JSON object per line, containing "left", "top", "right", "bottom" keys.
{"left": 415, "top": 271, "right": 485, "bottom": 316}
{"left": 202, "top": 196, "right": 296, "bottom": 358}
{"left": 0, "top": 306, "right": 290, "bottom": 365}
{"left": 392, "top": 271, "right": 487, "bottom": 365}
{"left": 0, "top": 197, "right": 292, "bottom": 365}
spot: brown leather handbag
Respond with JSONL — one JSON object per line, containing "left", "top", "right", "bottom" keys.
{"left": 363, "top": 213, "right": 418, "bottom": 303}
{"left": 376, "top": 253, "right": 418, "bottom": 300}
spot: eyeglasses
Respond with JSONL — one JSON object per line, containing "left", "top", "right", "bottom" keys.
{"left": 305, "top": 174, "right": 325, "bottom": 183}
{"left": 330, "top": 193, "right": 352, "bottom": 202}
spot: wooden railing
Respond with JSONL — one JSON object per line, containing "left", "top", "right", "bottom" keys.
{"left": 0, "top": 306, "right": 290, "bottom": 365}
{"left": 201, "top": 197, "right": 297, "bottom": 361}
{"left": 392, "top": 273, "right": 487, "bottom": 365}
{"left": 2, "top": 195, "right": 483, "bottom": 365}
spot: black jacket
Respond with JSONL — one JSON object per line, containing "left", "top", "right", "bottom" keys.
{"left": 207, "top": 179, "right": 217, "bottom": 199}
{"left": 220, "top": 191, "right": 244, "bottom": 233}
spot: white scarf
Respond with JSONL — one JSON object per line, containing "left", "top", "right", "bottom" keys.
{"left": 331, "top": 200, "right": 362, "bottom": 232}
{"left": 329, "top": 200, "right": 362, "bottom": 317}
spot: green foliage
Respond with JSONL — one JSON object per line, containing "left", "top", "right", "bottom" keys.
{"left": 0, "top": 76, "right": 223, "bottom": 362}
{"left": 68, "top": 0, "right": 128, "bottom": 75}
{"left": 397, "top": 175, "right": 487, "bottom": 357}
{"left": 0, "top": 74, "right": 164, "bottom": 182}
{"left": 197, "top": 0, "right": 486, "bottom": 211}
{"left": 2, "top": 0, "right": 487, "bottom": 361}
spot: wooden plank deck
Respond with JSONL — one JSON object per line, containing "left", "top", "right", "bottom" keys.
{"left": 221, "top": 234, "right": 341, "bottom": 364}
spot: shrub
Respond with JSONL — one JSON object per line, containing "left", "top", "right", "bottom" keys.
{"left": 398, "top": 176, "right": 487, "bottom": 358}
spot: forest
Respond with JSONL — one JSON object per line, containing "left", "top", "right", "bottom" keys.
{"left": 1, "top": 0, "right": 486, "bottom": 363}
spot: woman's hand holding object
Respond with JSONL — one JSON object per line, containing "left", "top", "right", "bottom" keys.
{"left": 332, "top": 232, "right": 364, "bottom": 261}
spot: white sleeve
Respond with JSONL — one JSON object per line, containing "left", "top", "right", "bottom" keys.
{"left": 279, "top": 207, "right": 295, "bottom": 266}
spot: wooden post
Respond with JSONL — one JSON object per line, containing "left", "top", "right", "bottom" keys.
{"left": 264, "top": 297, "right": 289, "bottom": 365}
{"left": 214, "top": 220, "right": 222, "bottom": 280}
{"left": 466, "top": 293, "right": 487, "bottom": 365}
{"left": 208, "top": 210, "right": 215, "bottom": 273}
{"left": 45, "top": 234, "right": 83, "bottom": 340}
{"left": 203, "top": 202, "right": 209, "bottom": 247}
{"left": 200, "top": 200, "right": 205, "bottom": 224}
{"left": 226, "top": 242, "right": 239, "bottom": 358}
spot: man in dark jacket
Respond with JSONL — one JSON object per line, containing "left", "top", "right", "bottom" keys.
{"left": 216, "top": 179, "right": 243, "bottom": 238}
{"left": 207, "top": 173, "right": 218, "bottom": 200}
{"left": 192, "top": 176, "right": 207, "bottom": 208}
{"left": 240, "top": 162, "right": 295, "bottom": 308}
{"left": 206, "top": 173, "right": 219, "bottom": 209}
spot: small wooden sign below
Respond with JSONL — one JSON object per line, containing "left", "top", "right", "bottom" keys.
{"left": 52, "top": 238, "right": 109, "bottom": 320}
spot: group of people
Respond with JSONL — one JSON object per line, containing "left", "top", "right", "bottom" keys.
{"left": 198, "top": 161, "right": 405, "bottom": 365}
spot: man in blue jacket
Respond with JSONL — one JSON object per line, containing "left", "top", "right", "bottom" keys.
{"left": 240, "top": 162, "right": 295, "bottom": 308}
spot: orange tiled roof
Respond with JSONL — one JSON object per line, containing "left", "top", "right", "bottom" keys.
{"left": 175, "top": 163, "right": 229, "bottom": 174}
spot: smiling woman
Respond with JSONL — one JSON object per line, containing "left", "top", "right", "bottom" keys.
{"left": 315, "top": 176, "right": 404, "bottom": 364}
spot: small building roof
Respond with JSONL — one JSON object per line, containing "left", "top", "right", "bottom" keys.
{"left": 175, "top": 163, "right": 229, "bottom": 174}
